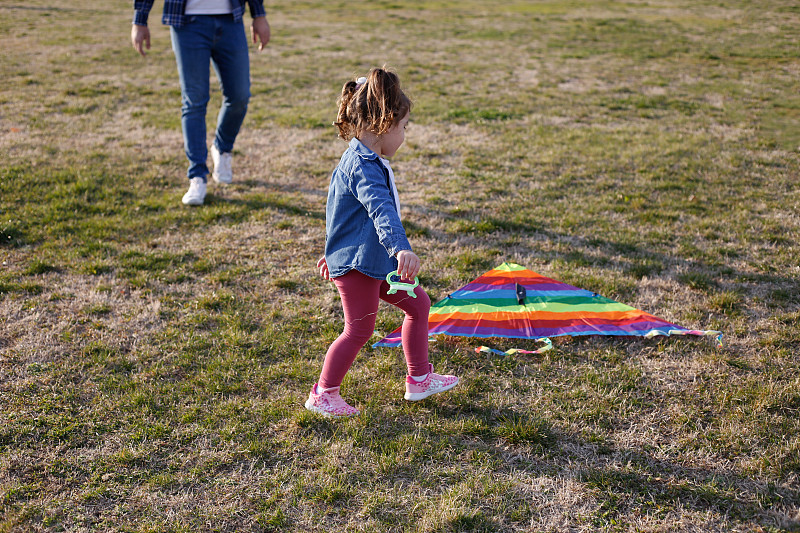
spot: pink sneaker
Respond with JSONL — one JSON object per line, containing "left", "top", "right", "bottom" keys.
{"left": 404, "top": 364, "right": 459, "bottom": 401}
{"left": 305, "top": 384, "right": 359, "bottom": 418}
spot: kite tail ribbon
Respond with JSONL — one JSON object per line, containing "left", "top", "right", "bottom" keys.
{"left": 671, "top": 329, "right": 724, "bottom": 348}
{"left": 643, "top": 329, "right": 724, "bottom": 348}
{"left": 476, "top": 337, "right": 553, "bottom": 356}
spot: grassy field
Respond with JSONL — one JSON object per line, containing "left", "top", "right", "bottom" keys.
{"left": 1, "top": 0, "right": 799, "bottom": 531}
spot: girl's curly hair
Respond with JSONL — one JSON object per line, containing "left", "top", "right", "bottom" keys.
{"left": 334, "top": 67, "right": 412, "bottom": 141}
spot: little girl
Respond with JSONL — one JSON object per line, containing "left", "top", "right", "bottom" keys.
{"left": 307, "top": 67, "right": 459, "bottom": 418}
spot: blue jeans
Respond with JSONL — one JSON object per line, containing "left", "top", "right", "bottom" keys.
{"left": 170, "top": 15, "right": 251, "bottom": 180}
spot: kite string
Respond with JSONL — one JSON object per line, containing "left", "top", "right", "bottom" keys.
{"left": 367, "top": 293, "right": 419, "bottom": 336}
{"left": 346, "top": 293, "right": 418, "bottom": 329}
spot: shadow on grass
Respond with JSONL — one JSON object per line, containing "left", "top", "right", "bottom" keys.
{"left": 296, "top": 399, "right": 797, "bottom": 531}
{"left": 206, "top": 191, "right": 324, "bottom": 221}
{"left": 570, "top": 440, "right": 800, "bottom": 531}
{"left": 407, "top": 202, "right": 799, "bottom": 306}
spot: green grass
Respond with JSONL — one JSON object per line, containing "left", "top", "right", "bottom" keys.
{"left": 1, "top": 0, "right": 799, "bottom": 531}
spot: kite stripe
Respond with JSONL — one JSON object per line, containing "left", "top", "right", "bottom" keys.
{"left": 427, "top": 315, "right": 671, "bottom": 330}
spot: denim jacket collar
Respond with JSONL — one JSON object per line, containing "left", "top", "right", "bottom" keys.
{"left": 349, "top": 137, "right": 379, "bottom": 162}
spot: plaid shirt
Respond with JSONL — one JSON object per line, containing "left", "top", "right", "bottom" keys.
{"left": 133, "top": 0, "right": 266, "bottom": 27}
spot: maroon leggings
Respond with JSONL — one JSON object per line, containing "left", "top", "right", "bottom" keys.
{"left": 318, "top": 269, "right": 431, "bottom": 389}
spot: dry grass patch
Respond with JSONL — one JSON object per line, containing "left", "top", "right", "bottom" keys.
{"left": 2, "top": 0, "right": 800, "bottom": 532}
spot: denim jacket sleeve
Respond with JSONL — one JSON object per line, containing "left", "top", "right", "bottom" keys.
{"left": 349, "top": 161, "right": 411, "bottom": 257}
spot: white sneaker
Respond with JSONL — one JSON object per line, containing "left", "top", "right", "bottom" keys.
{"left": 181, "top": 177, "right": 207, "bottom": 206}
{"left": 211, "top": 145, "right": 233, "bottom": 184}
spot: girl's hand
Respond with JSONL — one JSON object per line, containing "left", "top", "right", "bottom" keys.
{"left": 317, "top": 256, "right": 331, "bottom": 281}
{"left": 396, "top": 250, "right": 421, "bottom": 281}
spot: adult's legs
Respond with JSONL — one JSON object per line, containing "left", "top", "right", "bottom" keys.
{"left": 170, "top": 17, "right": 214, "bottom": 180}
{"left": 210, "top": 15, "right": 250, "bottom": 154}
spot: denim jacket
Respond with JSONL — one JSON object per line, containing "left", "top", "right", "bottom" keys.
{"left": 325, "top": 138, "right": 412, "bottom": 280}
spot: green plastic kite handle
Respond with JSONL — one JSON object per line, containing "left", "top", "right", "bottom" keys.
{"left": 385, "top": 270, "right": 419, "bottom": 298}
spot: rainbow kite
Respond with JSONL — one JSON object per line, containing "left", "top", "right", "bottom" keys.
{"left": 374, "top": 262, "right": 721, "bottom": 354}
